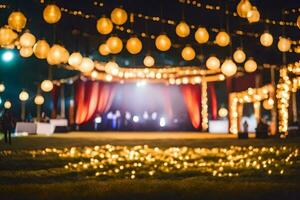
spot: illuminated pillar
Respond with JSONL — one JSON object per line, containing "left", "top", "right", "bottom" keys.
{"left": 253, "top": 101, "right": 261, "bottom": 123}
{"left": 201, "top": 80, "right": 208, "bottom": 131}
{"left": 60, "top": 85, "right": 65, "bottom": 118}
{"left": 270, "top": 66, "right": 277, "bottom": 135}
{"left": 237, "top": 103, "right": 244, "bottom": 132}
{"left": 292, "top": 92, "right": 297, "bottom": 122}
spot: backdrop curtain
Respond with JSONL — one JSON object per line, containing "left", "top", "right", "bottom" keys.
{"left": 181, "top": 84, "right": 201, "bottom": 129}
{"left": 208, "top": 83, "right": 217, "bottom": 120}
{"left": 75, "top": 80, "right": 116, "bottom": 125}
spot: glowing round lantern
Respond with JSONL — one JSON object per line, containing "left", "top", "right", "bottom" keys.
{"left": 8, "top": 11, "right": 27, "bottom": 32}
{"left": 260, "top": 32, "right": 273, "bottom": 47}
{"left": 126, "top": 36, "right": 142, "bottom": 54}
{"left": 244, "top": 58, "right": 257, "bottom": 73}
{"left": 34, "top": 95, "right": 45, "bottom": 105}
{"left": 176, "top": 21, "right": 190, "bottom": 38}
{"left": 0, "top": 27, "right": 18, "bottom": 46}
{"left": 247, "top": 7, "right": 260, "bottom": 23}
{"left": 237, "top": 0, "right": 252, "bottom": 18}
{"left": 20, "top": 32, "right": 36, "bottom": 47}
{"left": 68, "top": 52, "right": 83, "bottom": 67}
{"left": 278, "top": 37, "right": 291, "bottom": 52}
{"left": 0, "top": 83, "right": 5, "bottom": 92}
{"left": 4, "top": 101, "right": 11, "bottom": 109}
{"left": 263, "top": 98, "right": 274, "bottom": 110}
{"left": 106, "top": 36, "right": 123, "bottom": 54}
{"left": 79, "top": 57, "right": 94, "bottom": 73}
{"left": 43, "top": 4, "right": 62, "bottom": 24}
{"left": 221, "top": 59, "right": 237, "bottom": 77}
{"left": 41, "top": 80, "right": 54, "bottom": 92}
{"left": 47, "top": 44, "right": 64, "bottom": 65}
{"left": 233, "top": 49, "right": 246, "bottom": 63}
{"left": 20, "top": 47, "right": 33, "bottom": 58}
{"left": 98, "top": 44, "right": 110, "bottom": 56}
{"left": 218, "top": 107, "right": 228, "bottom": 118}
{"left": 105, "top": 61, "right": 119, "bottom": 75}
{"left": 215, "top": 31, "right": 230, "bottom": 47}
{"left": 206, "top": 56, "right": 220, "bottom": 70}
{"left": 33, "top": 40, "right": 50, "bottom": 59}
{"left": 195, "top": 27, "right": 209, "bottom": 44}
{"left": 96, "top": 17, "right": 113, "bottom": 35}
{"left": 181, "top": 46, "right": 195, "bottom": 61}
{"left": 19, "top": 90, "right": 29, "bottom": 101}
{"left": 155, "top": 34, "right": 171, "bottom": 51}
{"left": 61, "top": 47, "right": 69, "bottom": 64}
{"left": 143, "top": 55, "right": 155, "bottom": 67}
{"left": 111, "top": 8, "right": 128, "bottom": 25}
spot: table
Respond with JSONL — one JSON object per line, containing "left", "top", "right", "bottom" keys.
{"left": 15, "top": 122, "right": 37, "bottom": 134}
{"left": 50, "top": 119, "right": 68, "bottom": 127}
{"left": 208, "top": 120, "right": 229, "bottom": 133}
{"left": 36, "top": 122, "right": 55, "bottom": 135}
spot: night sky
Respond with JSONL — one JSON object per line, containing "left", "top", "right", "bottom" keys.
{"left": 0, "top": 0, "right": 299, "bottom": 118}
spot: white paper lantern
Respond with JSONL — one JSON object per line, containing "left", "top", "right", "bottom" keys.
{"left": 260, "top": 32, "right": 273, "bottom": 47}
{"left": 68, "top": 52, "right": 83, "bottom": 67}
{"left": 206, "top": 56, "right": 220, "bottom": 70}
{"left": 143, "top": 55, "right": 155, "bottom": 67}
{"left": 233, "top": 49, "right": 246, "bottom": 63}
{"left": 79, "top": 57, "right": 94, "bottom": 73}
{"left": 244, "top": 58, "right": 257, "bottom": 73}
{"left": 19, "top": 90, "right": 29, "bottom": 101}
{"left": 34, "top": 95, "right": 45, "bottom": 105}
{"left": 4, "top": 101, "right": 12, "bottom": 109}
{"left": 41, "top": 80, "right": 54, "bottom": 92}
{"left": 221, "top": 59, "right": 237, "bottom": 77}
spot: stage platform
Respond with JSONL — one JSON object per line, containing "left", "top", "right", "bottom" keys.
{"left": 50, "top": 131, "right": 239, "bottom": 140}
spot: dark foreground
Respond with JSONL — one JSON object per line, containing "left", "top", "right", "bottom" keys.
{"left": 0, "top": 132, "right": 300, "bottom": 200}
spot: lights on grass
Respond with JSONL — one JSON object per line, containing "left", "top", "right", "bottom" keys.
{"left": 133, "top": 115, "right": 139, "bottom": 123}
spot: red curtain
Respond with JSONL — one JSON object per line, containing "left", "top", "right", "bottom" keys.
{"left": 75, "top": 80, "right": 116, "bottom": 125}
{"left": 181, "top": 85, "right": 201, "bottom": 129}
{"left": 208, "top": 83, "right": 217, "bottom": 120}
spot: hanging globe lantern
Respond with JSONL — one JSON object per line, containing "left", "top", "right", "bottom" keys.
{"left": 155, "top": 34, "right": 171, "bottom": 51}
{"left": 0, "top": 83, "right": 5, "bottom": 93}
{"left": 297, "top": 16, "right": 300, "bottom": 29}
{"left": 41, "top": 80, "right": 54, "bottom": 92}
{"left": 244, "top": 58, "right": 257, "bottom": 73}
{"left": 215, "top": 31, "right": 230, "bottom": 47}
{"left": 33, "top": 40, "right": 50, "bottom": 59}
{"left": 43, "top": 4, "right": 62, "bottom": 24}
{"left": 143, "top": 55, "right": 155, "bottom": 67}
{"left": 233, "top": 49, "right": 246, "bottom": 63}
{"left": 247, "top": 7, "right": 260, "bottom": 23}
{"left": 111, "top": 7, "right": 128, "bottom": 25}
{"left": 4, "top": 101, "right": 12, "bottom": 109}
{"left": 260, "top": 32, "right": 273, "bottom": 47}
{"left": 218, "top": 107, "right": 228, "bottom": 118}
{"left": 263, "top": 98, "right": 274, "bottom": 110}
{"left": 278, "top": 37, "right": 291, "bottom": 52}
{"left": 237, "top": 0, "right": 252, "bottom": 18}
{"left": 221, "top": 59, "right": 237, "bottom": 77}
{"left": 20, "top": 47, "right": 33, "bottom": 58}
{"left": 8, "top": 11, "right": 27, "bottom": 32}
{"left": 79, "top": 57, "right": 94, "bottom": 73}
{"left": 176, "top": 21, "right": 190, "bottom": 38}
{"left": 34, "top": 95, "right": 45, "bottom": 105}
{"left": 106, "top": 36, "right": 123, "bottom": 54}
{"left": 181, "top": 46, "right": 196, "bottom": 61}
{"left": 19, "top": 90, "right": 29, "bottom": 101}
{"left": 195, "top": 27, "right": 209, "bottom": 44}
{"left": 105, "top": 61, "right": 119, "bottom": 76}
{"left": 20, "top": 32, "right": 36, "bottom": 47}
{"left": 61, "top": 47, "right": 69, "bottom": 64}
{"left": 206, "top": 56, "right": 220, "bottom": 70}
{"left": 47, "top": 44, "right": 65, "bottom": 65}
{"left": 96, "top": 17, "right": 113, "bottom": 35}
{"left": 68, "top": 52, "right": 83, "bottom": 67}
{"left": 126, "top": 36, "right": 142, "bottom": 54}
{"left": 98, "top": 43, "right": 110, "bottom": 56}
{"left": 0, "top": 27, "right": 18, "bottom": 46}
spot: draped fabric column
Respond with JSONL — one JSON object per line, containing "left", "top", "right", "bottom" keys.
{"left": 162, "top": 86, "right": 173, "bottom": 119}
{"left": 75, "top": 80, "right": 116, "bottom": 125}
{"left": 181, "top": 84, "right": 201, "bottom": 129}
{"left": 208, "top": 83, "right": 217, "bottom": 120}
{"left": 51, "top": 84, "right": 60, "bottom": 119}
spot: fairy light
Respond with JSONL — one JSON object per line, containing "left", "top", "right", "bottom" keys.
{"left": 229, "top": 84, "right": 275, "bottom": 134}
{"left": 201, "top": 80, "right": 208, "bottom": 130}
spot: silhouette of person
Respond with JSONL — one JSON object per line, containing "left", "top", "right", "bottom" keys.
{"left": 1, "top": 110, "right": 14, "bottom": 144}
{"left": 243, "top": 120, "right": 249, "bottom": 133}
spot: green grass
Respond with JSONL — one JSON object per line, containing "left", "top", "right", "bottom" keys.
{"left": 1, "top": 135, "right": 300, "bottom": 200}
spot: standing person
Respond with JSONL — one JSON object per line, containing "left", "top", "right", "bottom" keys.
{"left": 1, "top": 109, "right": 14, "bottom": 144}
{"left": 243, "top": 120, "right": 249, "bottom": 134}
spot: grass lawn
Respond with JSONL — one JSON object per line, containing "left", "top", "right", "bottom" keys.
{"left": 1, "top": 133, "right": 300, "bottom": 200}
